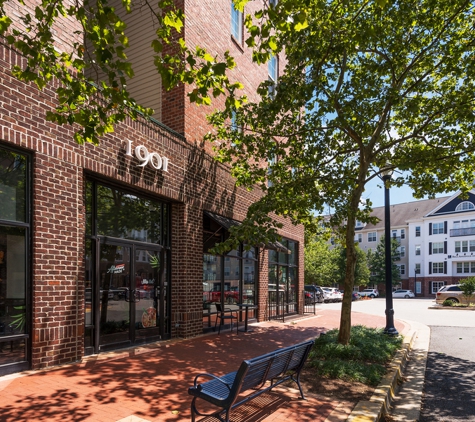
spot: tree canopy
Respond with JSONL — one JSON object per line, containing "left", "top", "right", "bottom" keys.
{"left": 367, "top": 236, "right": 401, "bottom": 287}
{"left": 0, "top": 0, "right": 241, "bottom": 145}
{"left": 304, "top": 233, "right": 337, "bottom": 286}
{"left": 205, "top": 0, "right": 475, "bottom": 342}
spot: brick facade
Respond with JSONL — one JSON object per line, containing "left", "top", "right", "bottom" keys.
{"left": 0, "top": 0, "right": 304, "bottom": 374}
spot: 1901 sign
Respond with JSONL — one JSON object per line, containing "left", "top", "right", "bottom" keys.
{"left": 123, "top": 140, "right": 169, "bottom": 171}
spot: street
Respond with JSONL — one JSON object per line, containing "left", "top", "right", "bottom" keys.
{"left": 323, "top": 297, "right": 475, "bottom": 421}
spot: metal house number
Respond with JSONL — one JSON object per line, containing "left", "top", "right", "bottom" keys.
{"left": 124, "top": 140, "right": 169, "bottom": 171}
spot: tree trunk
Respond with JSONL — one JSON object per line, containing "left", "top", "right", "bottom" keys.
{"left": 337, "top": 218, "right": 357, "bottom": 344}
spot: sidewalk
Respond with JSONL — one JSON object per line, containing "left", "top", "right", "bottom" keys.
{"left": 0, "top": 310, "right": 408, "bottom": 422}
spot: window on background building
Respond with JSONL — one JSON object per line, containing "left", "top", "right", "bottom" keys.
{"left": 432, "top": 262, "right": 445, "bottom": 274}
{"left": 415, "top": 245, "right": 421, "bottom": 256}
{"left": 392, "top": 230, "right": 397, "bottom": 238}
{"left": 455, "top": 241, "right": 468, "bottom": 253}
{"left": 454, "top": 221, "right": 460, "bottom": 229}
{"left": 231, "top": 1, "right": 243, "bottom": 43}
{"left": 400, "top": 246, "right": 406, "bottom": 257}
{"left": 368, "top": 232, "right": 377, "bottom": 242}
{"left": 268, "top": 55, "right": 278, "bottom": 98}
{"left": 415, "top": 263, "right": 421, "bottom": 274}
{"left": 356, "top": 234, "right": 362, "bottom": 243}
{"left": 455, "top": 201, "right": 475, "bottom": 211}
{"left": 401, "top": 229, "right": 405, "bottom": 239}
{"left": 432, "top": 222, "right": 444, "bottom": 234}
{"left": 415, "top": 226, "right": 421, "bottom": 237}
{"left": 431, "top": 281, "right": 445, "bottom": 293}
{"left": 400, "top": 264, "right": 406, "bottom": 275}
{"left": 459, "top": 261, "right": 475, "bottom": 273}
{"left": 432, "top": 242, "right": 444, "bottom": 254}
{"left": 470, "top": 240, "right": 475, "bottom": 252}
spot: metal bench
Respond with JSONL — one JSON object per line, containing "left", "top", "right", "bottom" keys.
{"left": 188, "top": 339, "right": 314, "bottom": 422}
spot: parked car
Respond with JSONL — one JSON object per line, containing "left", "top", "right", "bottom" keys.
{"left": 392, "top": 289, "right": 415, "bottom": 298}
{"left": 435, "top": 284, "right": 473, "bottom": 305}
{"left": 321, "top": 287, "right": 342, "bottom": 303}
{"left": 359, "top": 288, "right": 379, "bottom": 298}
{"left": 304, "top": 285, "right": 324, "bottom": 304}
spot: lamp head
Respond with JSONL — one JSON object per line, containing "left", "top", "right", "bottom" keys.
{"left": 380, "top": 165, "right": 394, "bottom": 180}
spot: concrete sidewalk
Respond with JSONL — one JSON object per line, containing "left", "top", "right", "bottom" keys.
{"left": 0, "top": 310, "right": 408, "bottom": 422}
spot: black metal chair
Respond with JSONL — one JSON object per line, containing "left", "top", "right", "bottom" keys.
{"left": 214, "top": 302, "right": 238, "bottom": 334}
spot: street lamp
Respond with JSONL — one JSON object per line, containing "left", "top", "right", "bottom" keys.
{"left": 381, "top": 166, "right": 398, "bottom": 336}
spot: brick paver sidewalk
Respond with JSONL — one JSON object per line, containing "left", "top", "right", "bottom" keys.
{"left": 0, "top": 309, "right": 406, "bottom": 422}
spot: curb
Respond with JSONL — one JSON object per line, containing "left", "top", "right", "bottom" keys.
{"left": 346, "top": 329, "right": 417, "bottom": 422}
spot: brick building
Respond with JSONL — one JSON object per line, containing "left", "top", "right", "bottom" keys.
{"left": 0, "top": 1, "right": 304, "bottom": 376}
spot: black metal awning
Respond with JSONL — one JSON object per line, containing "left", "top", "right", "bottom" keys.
{"left": 203, "top": 211, "right": 291, "bottom": 254}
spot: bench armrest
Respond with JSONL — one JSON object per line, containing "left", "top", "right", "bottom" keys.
{"left": 193, "top": 373, "right": 233, "bottom": 392}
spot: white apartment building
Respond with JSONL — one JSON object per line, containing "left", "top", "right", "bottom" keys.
{"left": 408, "top": 190, "right": 475, "bottom": 297}
{"left": 352, "top": 191, "right": 475, "bottom": 297}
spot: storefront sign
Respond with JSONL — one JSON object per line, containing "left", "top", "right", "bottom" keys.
{"left": 124, "top": 140, "right": 169, "bottom": 171}
{"left": 107, "top": 264, "right": 125, "bottom": 274}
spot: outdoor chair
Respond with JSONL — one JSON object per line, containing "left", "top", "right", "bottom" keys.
{"left": 214, "top": 303, "right": 238, "bottom": 334}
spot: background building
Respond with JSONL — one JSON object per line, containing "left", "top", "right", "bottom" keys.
{"left": 353, "top": 191, "right": 475, "bottom": 297}
{"left": 0, "top": 1, "right": 304, "bottom": 376}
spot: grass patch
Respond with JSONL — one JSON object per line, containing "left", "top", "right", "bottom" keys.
{"left": 307, "top": 325, "right": 403, "bottom": 386}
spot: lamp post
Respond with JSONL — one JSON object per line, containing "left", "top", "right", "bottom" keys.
{"left": 381, "top": 167, "right": 398, "bottom": 336}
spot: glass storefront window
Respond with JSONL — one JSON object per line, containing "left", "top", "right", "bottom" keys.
{"left": 267, "top": 239, "right": 298, "bottom": 319}
{"left": 0, "top": 226, "right": 27, "bottom": 336}
{"left": 0, "top": 149, "right": 27, "bottom": 222}
{"left": 87, "top": 183, "right": 167, "bottom": 245}
{"left": 202, "top": 245, "right": 257, "bottom": 330}
{"left": 0, "top": 146, "right": 29, "bottom": 373}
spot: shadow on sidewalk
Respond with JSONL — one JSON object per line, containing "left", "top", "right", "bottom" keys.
{"left": 0, "top": 324, "right": 326, "bottom": 422}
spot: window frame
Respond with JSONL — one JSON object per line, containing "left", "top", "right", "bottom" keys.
{"left": 455, "top": 201, "right": 475, "bottom": 211}
{"left": 231, "top": 1, "right": 243, "bottom": 44}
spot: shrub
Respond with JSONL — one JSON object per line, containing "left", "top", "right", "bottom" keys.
{"left": 308, "top": 325, "right": 403, "bottom": 386}
{"left": 442, "top": 299, "right": 455, "bottom": 307}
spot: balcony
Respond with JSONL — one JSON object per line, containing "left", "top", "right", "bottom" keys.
{"left": 450, "top": 228, "right": 475, "bottom": 237}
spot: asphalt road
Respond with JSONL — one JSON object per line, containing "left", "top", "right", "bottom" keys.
{"left": 322, "top": 298, "right": 475, "bottom": 421}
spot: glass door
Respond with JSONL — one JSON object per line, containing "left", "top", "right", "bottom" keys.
{"left": 134, "top": 248, "right": 166, "bottom": 344}
{"left": 88, "top": 240, "right": 167, "bottom": 353}
{"left": 98, "top": 243, "right": 131, "bottom": 349}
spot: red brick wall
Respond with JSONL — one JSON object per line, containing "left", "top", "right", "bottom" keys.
{"left": 0, "top": 0, "right": 304, "bottom": 371}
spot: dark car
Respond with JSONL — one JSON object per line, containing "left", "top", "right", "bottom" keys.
{"left": 304, "top": 285, "right": 324, "bottom": 304}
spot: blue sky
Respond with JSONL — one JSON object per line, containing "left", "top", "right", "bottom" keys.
{"left": 362, "top": 177, "right": 456, "bottom": 208}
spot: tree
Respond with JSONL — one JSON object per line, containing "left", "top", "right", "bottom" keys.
{"left": 304, "top": 233, "right": 337, "bottom": 286}
{"left": 0, "top": 0, "right": 242, "bottom": 145}
{"left": 367, "top": 236, "right": 401, "bottom": 289}
{"left": 334, "top": 244, "right": 370, "bottom": 288}
{"left": 206, "top": 0, "right": 475, "bottom": 344}
{"left": 459, "top": 277, "right": 475, "bottom": 305}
